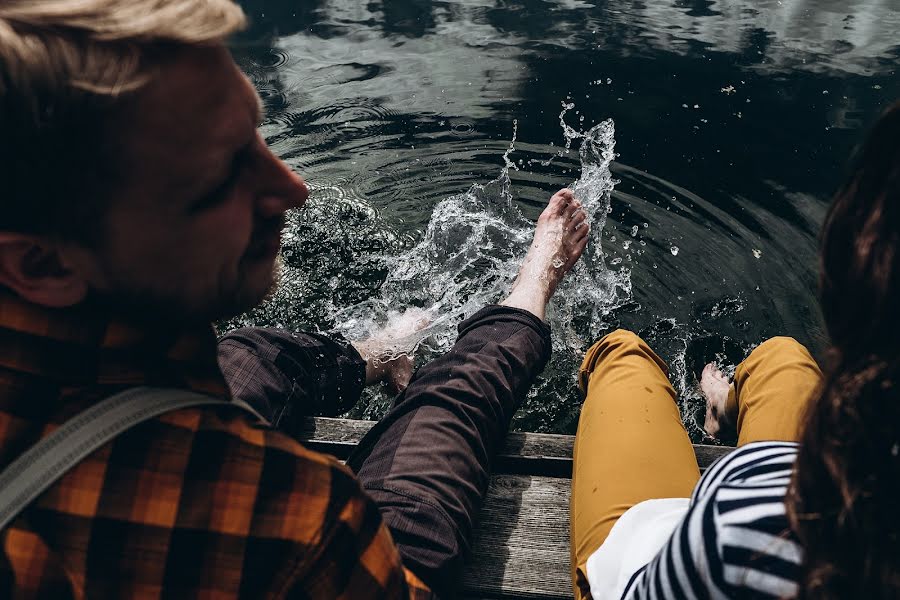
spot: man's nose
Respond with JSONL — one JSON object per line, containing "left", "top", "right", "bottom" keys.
{"left": 255, "top": 146, "right": 310, "bottom": 218}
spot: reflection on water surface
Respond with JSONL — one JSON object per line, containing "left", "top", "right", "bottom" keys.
{"left": 226, "top": 0, "right": 900, "bottom": 438}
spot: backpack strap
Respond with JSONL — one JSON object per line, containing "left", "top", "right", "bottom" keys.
{"left": 0, "top": 386, "right": 264, "bottom": 532}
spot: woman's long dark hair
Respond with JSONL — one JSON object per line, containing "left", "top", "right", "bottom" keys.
{"left": 787, "top": 101, "right": 900, "bottom": 599}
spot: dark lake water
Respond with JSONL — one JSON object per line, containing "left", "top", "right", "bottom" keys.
{"left": 226, "top": 0, "right": 900, "bottom": 440}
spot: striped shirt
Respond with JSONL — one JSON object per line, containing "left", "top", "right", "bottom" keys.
{"left": 623, "top": 442, "right": 802, "bottom": 599}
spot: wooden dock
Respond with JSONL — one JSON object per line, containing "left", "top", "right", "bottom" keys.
{"left": 299, "top": 417, "right": 732, "bottom": 599}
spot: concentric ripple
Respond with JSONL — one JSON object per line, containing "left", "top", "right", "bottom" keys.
{"left": 225, "top": 0, "right": 897, "bottom": 437}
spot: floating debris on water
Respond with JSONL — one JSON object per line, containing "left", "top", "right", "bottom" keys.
{"left": 752, "top": 248, "right": 762, "bottom": 258}
{"left": 721, "top": 85, "right": 736, "bottom": 94}
{"left": 670, "top": 246, "right": 679, "bottom": 256}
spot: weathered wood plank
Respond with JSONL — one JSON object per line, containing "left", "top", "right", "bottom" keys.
{"left": 298, "top": 417, "right": 733, "bottom": 476}
{"left": 463, "top": 474, "right": 571, "bottom": 599}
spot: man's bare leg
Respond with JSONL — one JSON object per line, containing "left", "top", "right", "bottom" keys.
{"left": 502, "top": 188, "right": 589, "bottom": 320}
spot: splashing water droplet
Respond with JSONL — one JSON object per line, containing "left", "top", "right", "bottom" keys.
{"left": 552, "top": 257, "right": 565, "bottom": 269}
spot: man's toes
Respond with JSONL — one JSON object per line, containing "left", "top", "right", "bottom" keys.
{"left": 570, "top": 210, "right": 587, "bottom": 229}
{"left": 556, "top": 188, "right": 575, "bottom": 201}
{"left": 550, "top": 188, "right": 574, "bottom": 203}
{"left": 576, "top": 222, "right": 590, "bottom": 240}
{"left": 572, "top": 224, "right": 588, "bottom": 242}
{"left": 562, "top": 195, "right": 581, "bottom": 215}
{"left": 569, "top": 234, "right": 589, "bottom": 263}
{"left": 545, "top": 194, "right": 567, "bottom": 217}
{"left": 577, "top": 233, "right": 589, "bottom": 251}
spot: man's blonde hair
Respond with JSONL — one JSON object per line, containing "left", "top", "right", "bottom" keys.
{"left": 0, "top": 0, "right": 247, "bottom": 241}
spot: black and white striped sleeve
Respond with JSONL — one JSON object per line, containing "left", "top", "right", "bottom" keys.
{"left": 620, "top": 442, "right": 801, "bottom": 600}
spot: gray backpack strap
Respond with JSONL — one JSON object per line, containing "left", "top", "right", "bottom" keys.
{"left": 0, "top": 386, "right": 264, "bottom": 532}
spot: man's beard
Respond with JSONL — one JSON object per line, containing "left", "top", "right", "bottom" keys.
{"left": 86, "top": 254, "right": 283, "bottom": 328}
{"left": 86, "top": 213, "right": 287, "bottom": 326}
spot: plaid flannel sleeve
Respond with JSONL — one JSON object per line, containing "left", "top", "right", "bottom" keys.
{"left": 11, "top": 402, "right": 437, "bottom": 599}
{"left": 178, "top": 406, "right": 436, "bottom": 599}
{"left": 270, "top": 434, "right": 434, "bottom": 600}
{"left": 279, "top": 455, "right": 436, "bottom": 599}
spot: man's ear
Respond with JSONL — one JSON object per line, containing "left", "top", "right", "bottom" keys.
{"left": 0, "top": 233, "right": 89, "bottom": 308}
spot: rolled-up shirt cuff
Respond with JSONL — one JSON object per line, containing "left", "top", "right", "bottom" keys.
{"left": 217, "top": 327, "right": 366, "bottom": 434}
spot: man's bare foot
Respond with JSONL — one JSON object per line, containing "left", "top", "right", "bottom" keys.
{"left": 353, "top": 308, "right": 431, "bottom": 393}
{"left": 701, "top": 362, "right": 736, "bottom": 440}
{"left": 500, "top": 188, "right": 590, "bottom": 320}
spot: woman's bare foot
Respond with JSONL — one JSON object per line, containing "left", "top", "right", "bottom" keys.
{"left": 500, "top": 188, "right": 590, "bottom": 320}
{"left": 701, "top": 362, "right": 736, "bottom": 440}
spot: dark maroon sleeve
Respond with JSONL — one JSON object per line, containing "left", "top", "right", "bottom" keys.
{"left": 216, "top": 327, "right": 366, "bottom": 435}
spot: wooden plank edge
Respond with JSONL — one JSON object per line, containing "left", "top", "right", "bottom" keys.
{"left": 299, "top": 417, "right": 734, "bottom": 474}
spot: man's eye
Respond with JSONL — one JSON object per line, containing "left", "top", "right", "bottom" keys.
{"left": 190, "top": 175, "right": 237, "bottom": 213}
{"left": 189, "top": 147, "right": 252, "bottom": 213}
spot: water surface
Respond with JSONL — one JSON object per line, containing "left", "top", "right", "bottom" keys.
{"left": 226, "top": 0, "right": 900, "bottom": 440}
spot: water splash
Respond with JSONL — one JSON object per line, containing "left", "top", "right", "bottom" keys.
{"left": 330, "top": 106, "right": 632, "bottom": 415}
{"left": 329, "top": 118, "right": 532, "bottom": 356}
{"left": 551, "top": 104, "right": 630, "bottom": 352}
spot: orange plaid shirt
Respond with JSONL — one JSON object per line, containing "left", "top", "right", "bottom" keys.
{"left": 0, "top": 292, "right": 432, "bottom": 598}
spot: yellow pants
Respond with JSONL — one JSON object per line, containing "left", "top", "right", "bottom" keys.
{"left": 569, "top": 330, "right": 822, "bottom": 599}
